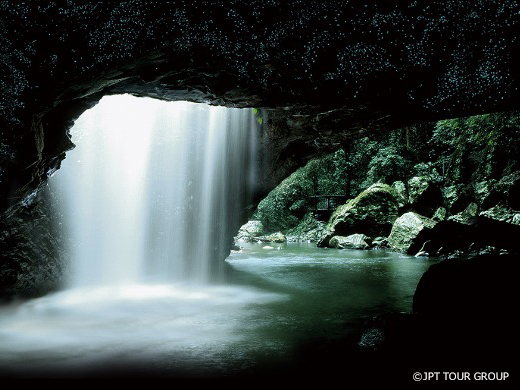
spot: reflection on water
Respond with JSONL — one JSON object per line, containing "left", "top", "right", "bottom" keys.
{"left": 0, "top": 244, "right": 435, "bottom": 378}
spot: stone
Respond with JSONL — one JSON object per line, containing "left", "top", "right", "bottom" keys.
{"left": 235, "top": 220, "right": 264, "bottom": 243}
{"left": 474, "top": 179, "right": 498, "bottom": 208}
{"left": 387, "top": 212, "right": 437, "bottom": 253}
{"left": 371, "top": 236, "right": 389, "bottom": 249}
{"left": 391, "top": 181, "right": 408, "bottom": 208}
{"left": 432, "top": 207, "right": 446, "bottom": 222}
{"left": 479, "top": 202, "right": 515, "bottom": 223}
{"left": 495, "top": 171, "right": 520, "bottom": 210}
{"left": 330, "top": 234, "right": 372, "bottom": 250}
{"left": 413, "top": 254, "right": 515, "bottom": 316}
{"left": 407, "top": 176, "right": 443, "bottom": 218}
{"left": 266, "top": 232, "right": 287, "bottom": 243}
{"left": 442, "top": 185, "right": 462, "bottom": 211}
{"left": 409, "top": 216, "right": 520, "bottom": 258}
{"left": 448, "top": 202, "right": 478, "bottom": 225}
{"left": 317, "top": 183, "right": 401, "bottom": 247}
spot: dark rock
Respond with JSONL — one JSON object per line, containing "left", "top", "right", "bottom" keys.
{"left": 1, "top": 1, "right": 519, "bottom": 214}
{"left": 411, "top": 216, "right": 520, "bottom": 257}
{"left": 413, "top": 254, "right": 515, "bottom": 316}
{"left": 407, "top": 176, "right": 443, "bottom": 218}
{"left": 356, "top": 254, "right": 516, "bottom": 370}
{"left": 447, "top": 202, "right": 478, "bottom": 224}
{"left": 0, "top": 188, "right": 67, "bottom": 298}
{"left": 495, "top": 171, "right": 520, "bottom": 210}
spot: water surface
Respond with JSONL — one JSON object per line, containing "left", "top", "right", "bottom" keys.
{"left": 0, "top": 243, "right": 434, "bottom": 378}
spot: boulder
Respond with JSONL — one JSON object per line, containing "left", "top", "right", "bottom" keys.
{"left": 410, "top": 216, "right": 520, "bottom": 257}
{"left": 413, "top": 254, "right": 515, "bottom": 316}
{"left": 371, "top": 236, "right": 389, "bottom": 249}
{"left": 494, "top": 171, "right": 520, "bottom": 210}
{"left": 235, "top": 220, "right": 264, "bottom": 243}
{"left": 432, "top": 207, "right": 446, "bottom": 222}
{"left": 387, "top": 212, "right": 437, "bottom": 253}
{"left": 266, "top": 232, "right": 287, "bottom": 243}
{"left": 478, "top": 202, "right": 513, "bottom": 223}
{"left": 407, "top": 176, "right": 443, "bottom": 218}
{"left": 329, "top": 234, "right": 372, "bottom": 250}
{"left": 474, "top": 179, "right": 499, "bottom": 208}
{"left": 391, "top": 181, "right": 408, "bottom": 208}
{"left": 317, "top": 183, "right": 401, "bottom": 247}
{"left": 447, "top": 202, "right": 478, "bottom": 225}
{"left": 441, "top": 184, "right": 473, "bottom": 214}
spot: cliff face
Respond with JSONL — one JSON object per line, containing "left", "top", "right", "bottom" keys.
{"left": 0, "top": 1, "right": 518, "bottom": 297}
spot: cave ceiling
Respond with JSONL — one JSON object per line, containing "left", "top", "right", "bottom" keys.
{"left": 0, "top": 1, "right": 518, "bottom": 210}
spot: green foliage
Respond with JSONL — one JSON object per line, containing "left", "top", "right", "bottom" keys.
{"left": 253, "top": 110, "right": 520, "bottom": 237}
{"left": 253, "top": 161, "right": 316, "bottom": 233}
{"left": 252, "top": 108, "right": 263, "bottom": 125}
{"left": 362, "top": 146, "right": 415, "bottom": 188}
{"left": 429, "top": 112, "right": 520, "bottom": 184}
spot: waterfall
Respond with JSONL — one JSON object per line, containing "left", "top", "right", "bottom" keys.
{"left": 51, "top": 95, "right": 257, "bottom": 287}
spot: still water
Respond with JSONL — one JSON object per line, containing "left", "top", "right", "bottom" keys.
{"left": 0, "top": 243, "right": 433, "bottom": 378}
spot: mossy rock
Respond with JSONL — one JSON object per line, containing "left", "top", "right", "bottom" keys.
{"left": 318, "top": 183, "right": 401, "bottom": 247}
{"left": 387, "top": 212, "right": 437, "bottom": 253}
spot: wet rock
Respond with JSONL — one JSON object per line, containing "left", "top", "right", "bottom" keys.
{"left": 330, "top": 234, "right": 372, "bottom": 250}
{"left": 317, "top": 183, "right": 401, "bottom": 247}
{"left": 371, "top": 236, "right": 389, "bottom": 249}
{"left": 387, "top": 212, "right": 437, "bottom": 253}
{"left": 0, "top": 188, "right": 66, "bottom": 298}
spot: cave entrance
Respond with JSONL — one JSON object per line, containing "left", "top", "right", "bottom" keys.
{"left": 49, "top": 94, "right": 258, "bottom": 287}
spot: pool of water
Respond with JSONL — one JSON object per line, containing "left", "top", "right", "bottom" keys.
{"left": 0, "top": 243, "right": 435, "bottom": 379}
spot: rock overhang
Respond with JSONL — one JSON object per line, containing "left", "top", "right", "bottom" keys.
{"left": 0, "top": 0, "right": 519, "bottom": 211}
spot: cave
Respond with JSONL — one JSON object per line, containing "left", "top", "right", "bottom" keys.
{"left": 0, "top": 1, "right": 518, "bottom": 382}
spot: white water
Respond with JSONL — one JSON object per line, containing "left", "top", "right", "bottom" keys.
{"left": 53, "top": 95, "right": 257, "bottom": 286}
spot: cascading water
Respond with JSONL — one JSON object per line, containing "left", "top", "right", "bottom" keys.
{"left": 53, "top": 94, "right": 258, "bottom": 287}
